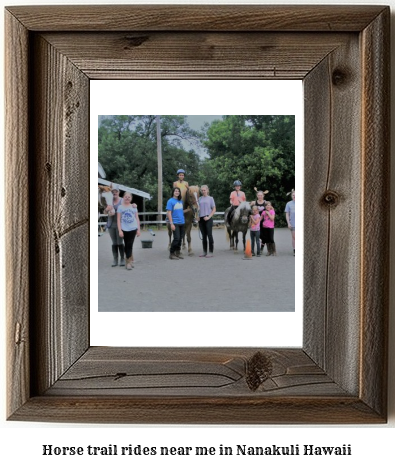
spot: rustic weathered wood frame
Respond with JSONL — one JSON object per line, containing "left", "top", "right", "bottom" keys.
{"left": 5, "top": 5, "right": 389, "bottom": 424}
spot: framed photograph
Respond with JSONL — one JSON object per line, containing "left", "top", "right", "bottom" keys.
{"left": 5, "top": 5, "right": 389, "bottom": 423}
{"left": 93, "top": 84, "right": 301, "bottom": 322}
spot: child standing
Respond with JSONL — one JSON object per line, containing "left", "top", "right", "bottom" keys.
{"left": 249, "top": 206, "right": 261, "bottom": 257}
{"left": 261, "top": 201, "right": 276, "bottom": 256}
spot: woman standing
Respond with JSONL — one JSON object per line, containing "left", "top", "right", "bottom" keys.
{"left": 261, "top": 201, "right": 276, "bottom": 256}
{"left": 104, "top": 186, "right": 125, "bottom": 267}
{"left": 117, "top": 192, "right": 141, "bottom": 270}
{"left": 166, "top": 187, "right": 185, "bottom": 260}
{"left": 284, "top": 190, "right": 295, "bottom": 255}
{"left": 198, "top": 185, "right": 216, "bottom": 258}
{"left": 250, "top": 189, "right": 268, "bottom": 252}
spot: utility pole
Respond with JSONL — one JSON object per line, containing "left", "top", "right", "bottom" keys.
{"left": 156, "top": 115, "right": 163, "bottom": 229}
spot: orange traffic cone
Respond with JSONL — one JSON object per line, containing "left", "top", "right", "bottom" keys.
{"left": 244, "top": 239, "right": 253, "bottom": 260}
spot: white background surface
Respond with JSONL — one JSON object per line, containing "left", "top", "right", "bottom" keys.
{"left": 1, "top": 1, "right": 394, "bottom": 469}
{"left": 90, "top": 79, "right": 304, "bottom": 347}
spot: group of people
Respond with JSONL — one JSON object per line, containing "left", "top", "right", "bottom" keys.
{"left": 103, "top": 188, "right": 141, "bottom": 270}
{"left": 227, "top": 180, "right": 295, "bottom": 257}
{"left": 102, "top": 169, "right": 295, "bottom": 267}
{"left": 168, "top": 170, "right": 216, "bottom": 260}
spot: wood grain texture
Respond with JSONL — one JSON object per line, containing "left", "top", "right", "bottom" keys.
{"left": 5, "top": 5, "right": 386, "bottom": 32}
{"left": 5, "top": 5, "right": 389, "bottom": 424}
{"left": 46, "top": 347, "right": 344, "bottom": 397}
{"left": 304, "top": 35, "right": 362, "bottom": 395}
{"left": 29, "top": 34, "right": 90, "bottom": 396}
{"left": 10, "top": 396, "right": 384, "bottom": 425}
{"left": 5, "top": 10, "right": 30, "bottom": 419}
{"left": 360, "top": 10, "right": 390, "bottom": 418}
{"left": 41, "top": 32, "right": 350, "bottom": 80}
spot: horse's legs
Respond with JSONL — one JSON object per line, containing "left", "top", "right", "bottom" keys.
{"left": 228, "top": 228, "right": 234, "bottom": 249}
{"left": 186, "top": 224, "right": 193, "bottom": 255}
{"left": 234, "top": 232, "right": 239, "bottom": 251}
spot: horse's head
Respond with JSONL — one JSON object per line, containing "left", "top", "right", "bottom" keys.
{"left": 186, "top": 185, "right": 200, "bottom": 225}
{"left": 234, "top": 201, "right": 251, "bottom": 225}
{"left": 98, "top": 185, "right": 114, "bottom": 212}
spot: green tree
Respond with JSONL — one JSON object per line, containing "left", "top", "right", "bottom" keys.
{"left": 201, "top": 115, "right": 295, "bottom": 225}
{"left": 98, "top": 115, "right": 202, "bottom": 210}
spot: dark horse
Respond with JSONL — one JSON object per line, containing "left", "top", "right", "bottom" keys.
{"left": 167, "top": 185, "right": 200, "bottom": 256}
{"left": 224, "top": 201, "right": 251, "bottom": 251}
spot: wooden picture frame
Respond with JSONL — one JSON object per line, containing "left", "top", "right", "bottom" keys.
{"left": 5, "top": 5, "right": 389, "bottom": 424}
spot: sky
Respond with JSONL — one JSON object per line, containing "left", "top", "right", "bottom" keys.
{"left": 186, "top": 115, "right": 223, "bottom": 131}
{"left": 99, "top": 114, "right": 225, "bottom": 159}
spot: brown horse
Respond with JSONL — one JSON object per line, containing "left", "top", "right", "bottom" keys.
{"left": 167, "top": 185, "right": 200, "bottom": 255}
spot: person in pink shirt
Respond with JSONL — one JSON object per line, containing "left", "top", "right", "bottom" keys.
{"left": 260, "top": 201, "right": 276, "bottom": 256}
{"left": 227, "top": 180, "right": 246, "bottom": 223}
{"left": 249, "top": 206, "right": 261, "bottom": 257}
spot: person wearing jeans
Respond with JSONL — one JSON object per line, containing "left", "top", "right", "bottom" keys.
{"left": 284, "top": 190, "right": 295, "bottom": 255}
{"left": 198, "top": 185, "right": 216, "bottom": 258}
{"left": 166, "top": 187, "right": 185, "bottom": 260}
{"left": 249, "top": 206, "right": 261, "bottom": 257}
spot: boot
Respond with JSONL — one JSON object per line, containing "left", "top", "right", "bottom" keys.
{"left": 272, "top": 243, "right": 277, "bottom": 256}
{"left": 169, "top": 253, "right": 179, "bottom": 260}
{"left": 111, "top": 245, "right": 118, "bottom": 267}
{"left": 126, "top": 256, "right": 133, "bottom": 270}
{"left": 266, "top": 243, "right": 273, "bottom": 256}
{"left": 175, "top": 250, "right": 184, "bottom": 259}
{"left": 118, "top": 244, "right": 125, "bottom": 267}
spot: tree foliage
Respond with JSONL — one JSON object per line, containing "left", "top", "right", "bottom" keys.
{"left": 201, "top": 115, "right": 295, "bottom": 225}
{"left": 98, "top": 115, "right": 202, "bottom": 210}
{"left": 98, "top": 115, "right": 295, "bottom": 225}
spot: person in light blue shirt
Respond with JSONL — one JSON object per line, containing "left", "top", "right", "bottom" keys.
{"left": 198, "top": 185, "right": 216, "bottom": 258}
{"left": 284, "top": 190, "right": 295, "bottom": 255}
{"left": 166, "top": 187, "right": 185, "bottom": 260}
{"left": 117, "top": 192, "right": 140, "bottom": 269}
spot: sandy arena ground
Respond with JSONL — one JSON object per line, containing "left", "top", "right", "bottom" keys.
{"left": 98, "top": 226, "right": 295, "bottom": 312}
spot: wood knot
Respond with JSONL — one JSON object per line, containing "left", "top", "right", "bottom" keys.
{"left": 114, "top": 372, "right": 127, "bottom": 381}
{"left": 246, "top": 351, "right": 273, "bottom": 391}
{"left": 332, "top": 68, "right": 349, "bottom": 87}
{"left": 320, "top": 190, "right": 340, "bottom": 208}
{"left": 61, "top": 187, "right": 66, "bottom": 197}
{"left": 15, "top": 322, "right": 22, "bottom": 344}
{"left": 123, "top": 35, "right": 149, "bottom": 49}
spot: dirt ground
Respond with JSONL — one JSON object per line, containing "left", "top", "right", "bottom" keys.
{"left": 98, "top": 226, "right": 295, "bottom": 312}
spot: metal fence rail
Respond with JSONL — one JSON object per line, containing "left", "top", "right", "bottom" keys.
{"left": 98, "top": 211, "right": 225, "bottom": 232}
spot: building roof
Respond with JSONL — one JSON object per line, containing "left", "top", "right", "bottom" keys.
{"left": 98, "top": 177, "right": 151, "bottom": 200}
{"left": 98, "top": 162, "right": 106, "bottom": 178}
